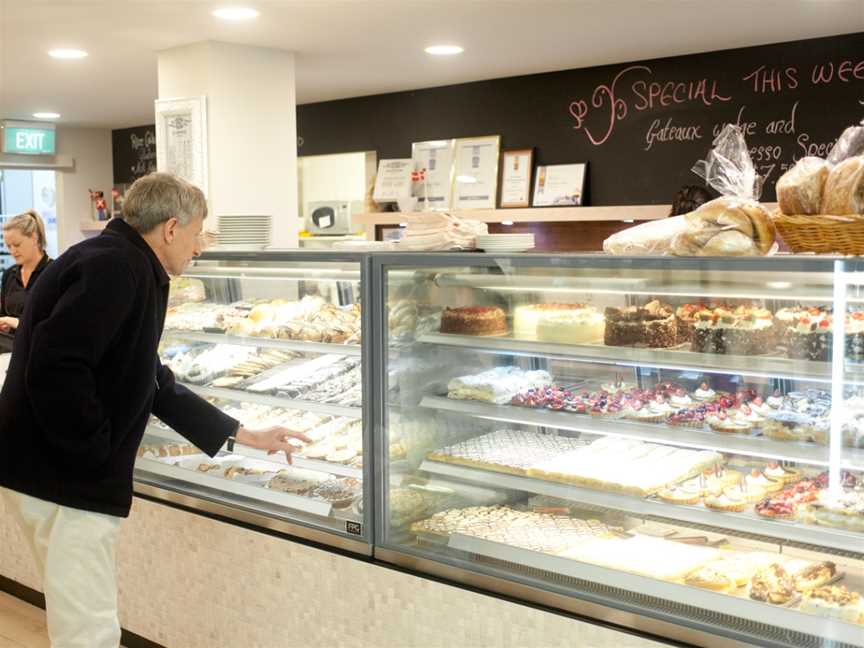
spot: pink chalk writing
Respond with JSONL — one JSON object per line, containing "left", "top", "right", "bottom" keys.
{"left": 568, "top": 65, "right": 650, "bottom": 146}
{"left": 742, "top": 66, "right": 799, "bottom": 93}
{"left": 568, "top": 65, "right": 730, "bottom": 146}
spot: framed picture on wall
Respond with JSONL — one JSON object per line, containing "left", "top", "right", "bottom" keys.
{"left": 411, "top": 139, "right": 455, "bottom": 211}
{"left": 155, "top": 95, "right": 209, "bottom": 196}
{"left": 532, "top": 163, "right": 587, "bottom": 207}
{"left": 499, "top": 148, "right": 534, "bottom": 208}
{"left": 452, "top": 135, "right": 500, "bottom": 210}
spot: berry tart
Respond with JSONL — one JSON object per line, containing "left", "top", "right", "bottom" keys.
{"left": 667, "top": 404, "right": 712, "bottom": 428}
{"left": 733, "top": 404, "right": 765, "bottom": 430}
{"left": 657, "top": 482, "right": 703, "bottom": 506}
{"left": 745, "top": 469, "right": 784, "bottom": 494}
{"left": 692, "top": 382, "right": 717, "bottom": 402}
{"left": 624, "top": 399, "right": 666, "bottom": 424}
{"left": 669, "top": 388, "right": 694, "bottom": 410}
{"left": 704, "top": 489, "right": 749, "bottom": 513}
{"left": 763, "top": 462, "right": 800, "bottom": 485}
{"left": 707, "top": 411, "right": 752, "bottom": 434}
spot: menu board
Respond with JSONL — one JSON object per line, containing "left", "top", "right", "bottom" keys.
{"left": 112, "top": 125, "right": 157, "bottom": 185}
{"left": 297, "top": 33, "right": 864, "bottom": 204}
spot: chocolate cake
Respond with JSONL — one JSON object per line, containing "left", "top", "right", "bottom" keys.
{"left": 604, "top": 300, "right": 676, "bottom": 348}
{"left": 440, "top": 306, "right": 508, "bottom": 336}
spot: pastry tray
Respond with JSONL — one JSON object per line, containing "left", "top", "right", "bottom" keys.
{"left": 137, "top": 454, "right": 332, "bottom": 517}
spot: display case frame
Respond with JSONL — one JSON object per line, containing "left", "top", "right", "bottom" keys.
{"left": 369, "top": 252, "right": 864, "bottom": 648}
{"left": 133, "top": 250, "right": 374, "bottom": 555}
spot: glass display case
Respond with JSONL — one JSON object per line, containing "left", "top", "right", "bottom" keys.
{"left": 134, "top": 251, "right": 372, "bottom": 554}
{"left": 372, "top": 253, "right": 864, "bottom": 647}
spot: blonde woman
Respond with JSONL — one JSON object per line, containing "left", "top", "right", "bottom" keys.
{"left": 1, "top": 210, "right": 51, "bottom": 334}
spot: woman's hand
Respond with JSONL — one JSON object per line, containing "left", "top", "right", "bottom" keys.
{"left": 0, "top": 317, "right": 19, "bottom": 333}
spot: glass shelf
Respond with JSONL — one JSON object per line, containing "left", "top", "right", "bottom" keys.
{"left": 419, "top": 459, "right": 864, "bottom": 555}
{"left": 419, "top": 396, "right": 864, "bottom": 471}
{"left": 417, "top": 333, "right": 864, "bottom": 385}
{"left": 163, "top": 330, "right": 362, "bottom": 356}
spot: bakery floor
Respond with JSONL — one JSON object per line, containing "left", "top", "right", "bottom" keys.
{"left": 0, "top": 592, "right": 129, "bottom": 648}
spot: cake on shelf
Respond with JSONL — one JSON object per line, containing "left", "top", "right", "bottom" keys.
{"left": 690, "top": 304, "right": 775, "bottom": 355}
{"left": 439, "top": 306, "right": 508, "bottom": 336}
{"left": 603, "top": 300, "right": 676, "bottom": 348}
{"left": 560, "top": 534, "right": 719, "bottom": 581}
{"left": 526, "top": 437, "right": 723, "bottom": 497}
{"left": 536, "top": 307, "right": 605, "bottom": 345}
{"left": 674, "top": 303, "right": 704, "bottom": 345}
{"left": 447, "top": 366, "right": 552, "bottom": 404}
{"left": 512, "top": 303, "right": 604, "bottom": 344}
{"left": 784, "top": 306, "right": 833, "bottom": 362}
{"left": 411, "top": 505, "right": 617, "bottom": 555}
{"left": 426, "top": 429, "right": 585, "bottom": 476}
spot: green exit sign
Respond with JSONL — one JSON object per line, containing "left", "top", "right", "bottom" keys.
{"left": 2, "top": 122, "right": 56, "bottom": 155}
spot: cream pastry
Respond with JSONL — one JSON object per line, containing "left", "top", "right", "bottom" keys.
{"left": 693, "top": 383, "right": 717, "bottom": 402}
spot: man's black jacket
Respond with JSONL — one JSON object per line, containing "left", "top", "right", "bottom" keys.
{"left": 0, "top": 218, "right": 239, "bottom": 517}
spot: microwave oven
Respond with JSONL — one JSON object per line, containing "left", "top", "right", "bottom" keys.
{"left": 305, "top": 201, "right": 353, "bottom": 236}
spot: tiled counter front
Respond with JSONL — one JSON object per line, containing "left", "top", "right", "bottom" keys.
{"left": 0, "top": 496, "right": 667, "bottom": 648}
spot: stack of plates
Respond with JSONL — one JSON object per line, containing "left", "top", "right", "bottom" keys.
{"left": 216, "top": 214, "right": 272, "bottom": 250}
{"left": 476, "top": 233, "right": 535, "bottom": 253}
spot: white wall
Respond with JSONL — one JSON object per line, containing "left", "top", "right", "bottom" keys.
{"left": 54, "top": 127, "right": 113, "bottom": 250}
{"left": 158, "top": 42, "right": 299, "bottom": 248}
{"left": 0, "top": 126, "right": 113, "bottom": 253}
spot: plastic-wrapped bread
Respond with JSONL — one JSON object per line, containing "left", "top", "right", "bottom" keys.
{"left": 670, "top": 197, "right": 776, "bottom": 256}
{"left": 776, "top": 157, "right": 830, "bottom": 215}
{"left": 822, "top": 156, "right": 864, "bottom": 215}
{"left": 601, "top": 216, "right": 690, "bottom": 255}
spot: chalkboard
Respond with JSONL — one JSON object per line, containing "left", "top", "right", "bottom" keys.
{"left": 297, "top": 33, "right": 864, "bottom": 205}
{"left": 112, "top": 125, "right": 157, "bottom": 185}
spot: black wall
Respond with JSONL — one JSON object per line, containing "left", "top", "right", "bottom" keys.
{"left": 112, "top": 125, "right": 157, "bottom": 185}
{"left": 296, "top": 32, "right": 864, "bottom": 205}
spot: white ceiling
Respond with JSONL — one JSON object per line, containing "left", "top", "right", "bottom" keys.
{"left": 0, "top": 0, "right": 863, "bottom": 129}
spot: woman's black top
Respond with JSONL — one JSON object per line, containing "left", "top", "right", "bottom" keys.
{"left": 0, "top": 254, "right": 51, "bottom": 318}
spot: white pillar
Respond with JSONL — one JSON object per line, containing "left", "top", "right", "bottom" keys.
{"left": 157, "top": 42, "right": 298, "bottom": 248}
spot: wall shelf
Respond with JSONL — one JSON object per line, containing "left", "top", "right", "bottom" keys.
{"left": 353, "top": 205, "right": 670, "bottom": 226}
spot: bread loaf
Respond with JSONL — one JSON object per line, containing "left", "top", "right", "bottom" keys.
{"left": 601, "top": 216, "right": 690, "bottom": 256}
{"left": 670, "top": 198, "right": 776, "bottom": 256}
{"left": 822, "top": 156, "right": 864, "bottom": 215}
{"left": 776, "top": 157, "right": 830, "bottom": 215}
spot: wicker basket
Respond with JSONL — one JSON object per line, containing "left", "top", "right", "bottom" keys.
{"left": 773, "top": 212, "right": 864, "bottom": 255}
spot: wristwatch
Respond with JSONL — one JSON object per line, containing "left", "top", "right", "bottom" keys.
{"left": 227, "top": 425, "right": 240, "bottom": 452}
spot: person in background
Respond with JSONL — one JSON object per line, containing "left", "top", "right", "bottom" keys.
{"left": 0, "top": 210, "right": 51, "bottom": 334}
{"left": 0, "top": 173, "right": 309, "bottom": 648}
{"left": 669, "top": 185, "right": 713, "bottom": 216}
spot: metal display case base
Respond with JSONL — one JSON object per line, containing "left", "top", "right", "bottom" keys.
{"left": 376, "top": 546, "right": 861, "bottom": 648}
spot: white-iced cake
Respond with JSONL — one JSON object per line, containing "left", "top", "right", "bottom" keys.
{"left": 536, "top": 308, "right": 605, "bottom": 345}
{"left": 447, "top": 366, "right": 552, "bottom": 405}
{"left": 513, "top": 304, "right": 601, "bottom": 341}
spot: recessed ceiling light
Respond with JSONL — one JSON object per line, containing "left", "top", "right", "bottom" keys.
{"left": 425, "top": 45, "right": 464, "bottom": 56}
{"left": 32, "top": 112, "right": 60, "bottom": 119}
{"left": 212, "top": 6, "right": 260, "bottom": 20}
{"left": 48, "top": 48, "right": 88, "bottom": 59}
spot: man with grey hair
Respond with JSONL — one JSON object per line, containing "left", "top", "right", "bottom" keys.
{"left": 0, "top": 172, "right": 309, "bottom": 648}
